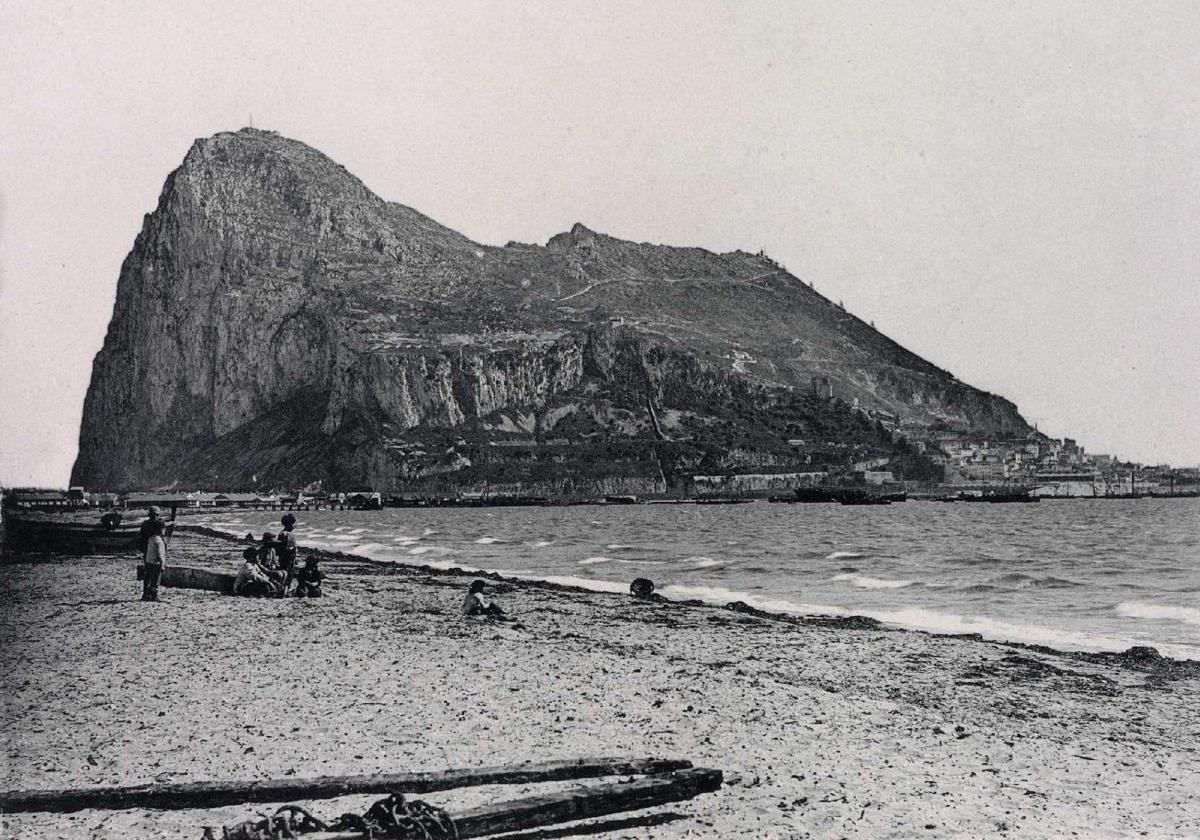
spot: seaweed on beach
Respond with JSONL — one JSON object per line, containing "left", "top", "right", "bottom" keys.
{"left": 959, "top": 654, "right": 1118, "bottom": 694}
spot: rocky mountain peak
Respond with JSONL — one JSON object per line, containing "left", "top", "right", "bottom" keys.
{"left": 546, "top": 222, "right": 601, "bottom": 252}
{"left": 72, "top": 129, "right": 1031, "bottom": 492}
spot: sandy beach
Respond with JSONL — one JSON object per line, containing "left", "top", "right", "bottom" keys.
{"left": 1, "top": 526, "right": 1198, "bottom": 839}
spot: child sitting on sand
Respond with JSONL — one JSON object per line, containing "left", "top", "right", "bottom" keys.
{"left": 258, "top": 532, "right": 278, "bottom": 569}
{"left": 233, "top": 547, "right": 283, "bottom": 598}
{"left": 463, "top": 579, "right": 507, "bottom": 618}
{"left": 293, "top": 555, "right": 323, "bottom": 598}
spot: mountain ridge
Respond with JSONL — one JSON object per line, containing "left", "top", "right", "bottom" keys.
{"left": 72, "top": 128, "right": 1031, "bottom": 492}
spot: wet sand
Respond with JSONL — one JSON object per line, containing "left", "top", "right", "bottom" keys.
{"left": 1, "top": 526, "right": 1197, "bottom": 838}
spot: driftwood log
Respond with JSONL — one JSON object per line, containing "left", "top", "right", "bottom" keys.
{"left": 135, "top": 564, "right": 236, "bottom": 594}
{"left": 238, "top": 767, "right": 723, "bottom": 840}
{"left": 438, "top": 767, "right": 722, "bottom": 839}
{"left": 0, "top": 757, "right": 693, "bottom": 814}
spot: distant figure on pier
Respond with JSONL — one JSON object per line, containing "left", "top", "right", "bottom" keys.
{"left": 141, "top": 519, "right": 167, "bottom": 602}
{"left": 293, "top": 555, "right": 324, "bottom": 598}
{"left": 464, "top": 579, "right": 507, "bottom": 618}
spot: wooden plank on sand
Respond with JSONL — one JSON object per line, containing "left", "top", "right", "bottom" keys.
{"left": 0, "top": 757, "right": 694, "bottom": 814}
{"left": 297, "top": 768, "right": 723, "bottom": 840}
{"left": 450, "top": 767, "right": 723, "bottom": 839}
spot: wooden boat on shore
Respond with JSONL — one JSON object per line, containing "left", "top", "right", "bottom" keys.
{"left": 3, "top": 515, "right": 173, "bottom": 554}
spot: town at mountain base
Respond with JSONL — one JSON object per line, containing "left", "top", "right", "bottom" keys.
{"left": 72, "top": 128, "right": 1033, "bottom": 494}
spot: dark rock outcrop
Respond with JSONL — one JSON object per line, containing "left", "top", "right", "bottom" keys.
{"left": 73, "top": 129, "right": 1032, "bottom": 492}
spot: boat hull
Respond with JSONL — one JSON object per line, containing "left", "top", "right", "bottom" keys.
{"left": 4, "top": 519, "right": 145, "bottom": 553}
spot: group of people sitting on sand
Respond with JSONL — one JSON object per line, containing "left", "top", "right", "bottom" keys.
{"left": 138, "top": 506, "right": 519, "bottom": 615}
{"left": 233, "top": 513, "right": 323, "bottom": 598}
{"left": 233, "top": 515, "right": 509, "bottom": 615}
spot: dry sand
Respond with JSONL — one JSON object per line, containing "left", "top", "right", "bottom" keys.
{"left": 1, "top": 526, "right": 1198, "bottom": 838}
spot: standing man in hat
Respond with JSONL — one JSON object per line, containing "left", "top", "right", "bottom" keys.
{"left": 137, "top": 506, "right": 162, "bottom": 556}
{"left": 141, "top": 519, "right": 168, "bottom": 601}
{"left": 276, "top": 513, "right": 299, "bottom": 588}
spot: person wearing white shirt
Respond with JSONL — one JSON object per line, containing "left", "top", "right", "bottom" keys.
{"left": 141, "top": 519, "right": 167, "bottom": 602}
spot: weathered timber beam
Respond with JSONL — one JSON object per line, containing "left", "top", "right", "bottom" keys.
{"left": 0, "top": 757, "right": 693, "bottom": 814}
{"left": 453, "top": 766, "right": 723, "bottom": 838}
{"left": 136, "top": 565, "right": 236, "bottom": 593}
{"left": 300, "top": 767, "right": 724, "bottom": 840}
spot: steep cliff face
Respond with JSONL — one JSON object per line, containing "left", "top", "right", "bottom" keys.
{"left": 73, "top": 128, "right": 1031, "bottom": 492}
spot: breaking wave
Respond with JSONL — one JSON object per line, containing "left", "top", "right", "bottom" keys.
{"left": 658, "top": 584, "right": 849, "bottom": 618}
{"left": 1116, "top": 602, "right": 1200, "bottom": 626}
{"left": 958, "top": 573, "right": 1084, "bottom": 593}
{"left": 832, "top": 573, "right": 916, "bottom": 589}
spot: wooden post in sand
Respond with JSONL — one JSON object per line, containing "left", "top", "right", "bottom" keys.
{"left": 0, "top": 757, "right": 693, "bottom": 814}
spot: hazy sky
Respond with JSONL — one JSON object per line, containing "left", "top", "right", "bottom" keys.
{"left": 2, "top": 1, "right": 1198, "bottom": 485}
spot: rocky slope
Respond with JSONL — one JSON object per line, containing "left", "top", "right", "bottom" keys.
{"left": 72, "top": 128, "right": 1031, "bottom": 493}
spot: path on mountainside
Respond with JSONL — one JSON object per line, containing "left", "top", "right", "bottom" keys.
{"left": 557, "top": 269, "right": 784, "bottom": 303}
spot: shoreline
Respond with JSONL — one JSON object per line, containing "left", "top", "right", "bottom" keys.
{"left": 180, "top": 523, "right": 1200, "bottom": 674}
{"left": 1, "top": 525, "right": 1198, "bottom": 837}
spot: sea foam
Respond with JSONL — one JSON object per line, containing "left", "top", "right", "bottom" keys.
{"left": 1116, "top": 602, "right": 1200, "bottom": 626}
{"left": 832, "top": 573, "right": 915, "bottom": 589}
{"left": 659, "top": 584, "right": 849, "bottom": 617}
{"left": 520, "top": 575, "right": 630, "bottom": 594}
{"left": 866, "top": 606, "right": 1200, "bottom": 659}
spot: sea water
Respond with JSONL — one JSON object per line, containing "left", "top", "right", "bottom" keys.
{"left": 195, "top": 498, "right": 1200, "bottom": 660}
